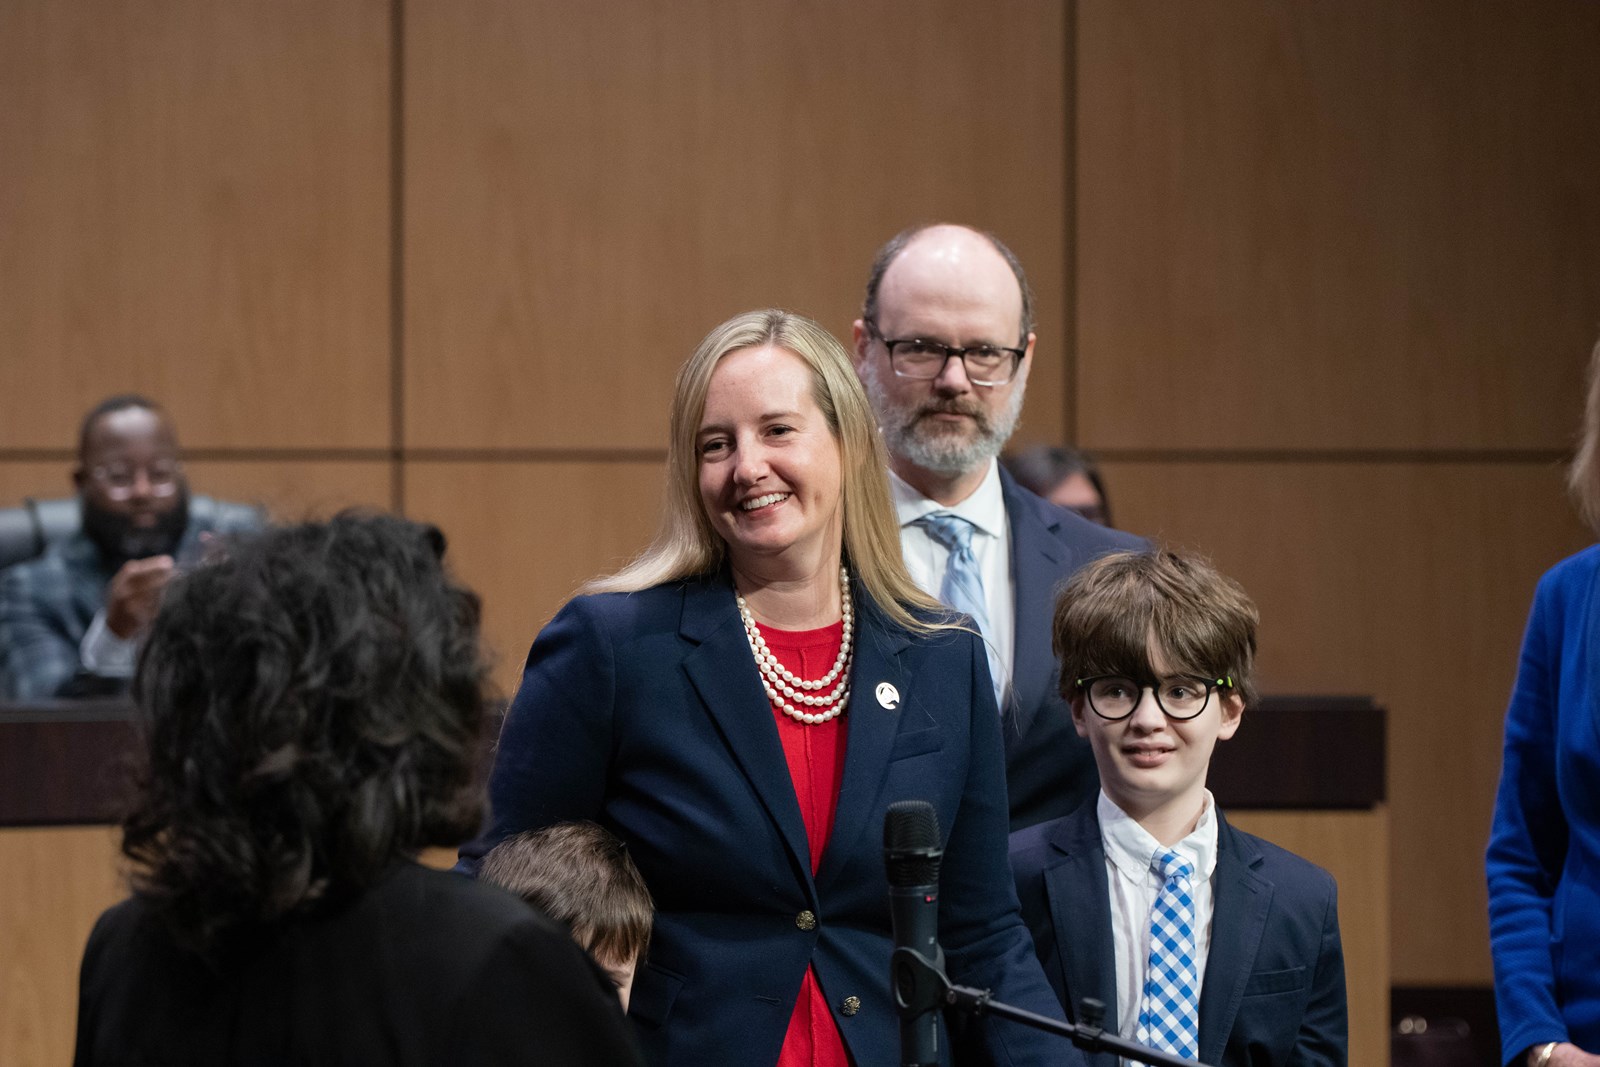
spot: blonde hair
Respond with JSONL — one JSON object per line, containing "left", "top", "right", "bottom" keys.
{"left": 587, "top": 309, "right": 945, "bottom": 633}
{"left": 1569, "top": 336, "right": 1600, "bottom": 534}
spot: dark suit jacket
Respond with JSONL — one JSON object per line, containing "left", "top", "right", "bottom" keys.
{"left": 997, "top": 468, "right": 1146, "bottom": 831}
{"left": 1010, "top": 803, "right": 1347, "bottom": 1067}
{"left": 459, "top": 572, "right": 1079, "bottom": 1067}
{"left": 74, "top": 861, "right": 643, "bottom": 1067}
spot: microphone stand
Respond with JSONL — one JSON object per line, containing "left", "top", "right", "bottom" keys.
{"left": 892, "top": 946, "right": 1216, "bottom": 1067}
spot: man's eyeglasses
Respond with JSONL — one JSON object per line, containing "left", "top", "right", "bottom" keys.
{"left": 1074, "top": 674, "right": 1234, "bottom": 722}
{"left": 89, "top": 461, "right": 184, "bottom": 500}
{"left": 864, "top": 319, "right": 1025, "bottom": 387}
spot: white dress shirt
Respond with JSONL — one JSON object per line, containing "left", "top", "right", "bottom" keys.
{"left": 1099, "top": 789, "right": 1218, "bottom": 1064}
{"left": 80, "top": 609, "right": 139, "bottom": 677}
{"left": 890, "top": 459, "right": 1015, "bottom": 707}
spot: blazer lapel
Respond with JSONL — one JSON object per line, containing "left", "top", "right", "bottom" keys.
{"left": 1043, "top": 806, "right": 1121, "bottom": 1067}
{"left": 999, "top": 469, "right": 1065, "bottom": 736}
{"left": 1197, "top": 813, "right": 1272, "bottom": 1066}
{"left": 678, "top": 576, "right": 813, "bottom": 887}
{"left": 814, "top": 588, "right": 912, "bottom": 887}
{"left": 1585, "top": 559, "right": 1600, "bottom": 750}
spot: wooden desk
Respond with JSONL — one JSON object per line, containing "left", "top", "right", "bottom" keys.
{"left": 2, "top": 696, "right": 1389, "bottom": 1066}
{"left": 1216, "top": 696, "right": 1389, "bottom": 1067}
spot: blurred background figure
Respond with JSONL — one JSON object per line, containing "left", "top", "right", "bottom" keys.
{"left": 73, "top": 512, "right": 641, "bottom": 1067}
{"left": 480, "top": 822, "right": 655, "bottom": 1012}
{"left": 0, "top": 394, "right": 264, "bottom": 700}
{"left": 1003, "top": 444, "right": 1114, "bottom": 529}
{"left": 1487, "top": 337, "right": 1600, "bottom": 1067}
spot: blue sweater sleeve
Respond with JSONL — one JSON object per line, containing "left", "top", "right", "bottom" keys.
{"left": 1487, "top": 563, "right": 1574, "bottom": 1066}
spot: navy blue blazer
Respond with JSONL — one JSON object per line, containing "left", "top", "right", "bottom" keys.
{"left": 1010, "top": 803, "right": 1347, "bottom": 1067}
{"left": 998, "top": 468, "right": 1146, "bottom": 832}
{"left": 460, "top": 572, "right": 1079, "bottom": 1067}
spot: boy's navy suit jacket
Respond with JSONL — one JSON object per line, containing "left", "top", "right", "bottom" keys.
{"left": 1009, "top": 802, "right": 1348, "bottom": 1066}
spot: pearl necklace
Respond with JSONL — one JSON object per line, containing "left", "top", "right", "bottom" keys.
{"left": 737, "top": 566, "right": 854, "bottom": 725}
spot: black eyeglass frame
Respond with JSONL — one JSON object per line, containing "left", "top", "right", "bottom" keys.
{"left": 863, "top": 318, "right": 1026, "bottom": 387}
{"left": 1073, "top": 673, "right": 1234, "bottom": 722}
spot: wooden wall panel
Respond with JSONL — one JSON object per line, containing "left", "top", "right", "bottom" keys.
{"left": 1100, "top": 460, "right": 1590, "bottom": 984}
{"left": 404, "top": 461, "right": 667, "bottom": 694}
{"left": 0, "top": 0, "right": 392, "bottom": 451}
{"left": 183, "top": 460, "right": 395, "bottom": 520}
{"left": 0, "top": 827, "right": 122, "bottom": 1067}
{"left": 1230, "top": 809, "right": 1388, "bottom": 1067}
{"left": 0, "top": 461, "right": 394, "bottom": 522}
{"left": 404, "top": 0, "right": 1070, "bottom": 452}
{"left": 1075, "top": 0, "right": 1600, "bottom": 451}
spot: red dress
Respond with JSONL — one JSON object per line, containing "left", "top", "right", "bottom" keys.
{"left": 757, "top": 620, "right": 852, "bottom": 1067}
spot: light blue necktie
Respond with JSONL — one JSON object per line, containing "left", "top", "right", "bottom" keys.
{"left": 913, "top": 513, "right": 1003, "bottom": 711}
{"left": 1137, "top": 849, "right": 1200, "bottom": 1060}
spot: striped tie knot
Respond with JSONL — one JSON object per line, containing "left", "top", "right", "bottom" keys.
{"left": 914, "top": 512, "right": 978, "bottom": 555}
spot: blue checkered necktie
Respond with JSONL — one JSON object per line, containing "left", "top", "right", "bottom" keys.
{"left": 912, "top": 512, "right": 1003, "bottom": 711}
{"left": 1137, "top": 848, "right": 1200, "bottom": 1060}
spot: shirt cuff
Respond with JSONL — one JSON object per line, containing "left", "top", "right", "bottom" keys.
{"left": 80, "top": 610, "right": 139, "bottom": 677}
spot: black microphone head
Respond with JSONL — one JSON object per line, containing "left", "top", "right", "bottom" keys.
{"left": 884, "top": 799, "right": 943, "bottom": 888}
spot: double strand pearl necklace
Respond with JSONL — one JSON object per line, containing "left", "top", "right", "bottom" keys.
{"left": 736, "top": 566, "right": 854, "bottom": 725}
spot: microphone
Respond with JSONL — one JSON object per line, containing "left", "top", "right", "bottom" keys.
{"left": 884, "top": 800, "right": 946, "bottom": 1067}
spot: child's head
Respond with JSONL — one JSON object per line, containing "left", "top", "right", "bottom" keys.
{"left": 479, "top": 822, "right": 653, "bottom": 1010}
{"left": 1053, "top": 549, "right": 1258, "bottom": 833}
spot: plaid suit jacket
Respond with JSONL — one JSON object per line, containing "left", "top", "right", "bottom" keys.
{"left": 0, "top": 504, "right": 263, "bottom": 701}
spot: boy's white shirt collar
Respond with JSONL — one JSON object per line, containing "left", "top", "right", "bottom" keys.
{"left": 1097, "top": 788, "right": 1219, "bottom": 884}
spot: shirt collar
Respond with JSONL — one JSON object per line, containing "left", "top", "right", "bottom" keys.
{"left": 888, "top": 458, "right": 1006, "bottom": 539}
{"left": 1097, "top": 789, "right": 1219, "bottom": 884}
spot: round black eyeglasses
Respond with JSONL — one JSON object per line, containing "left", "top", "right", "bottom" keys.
{"left": 1074, "top": 674, "right": 1234, "bottom": 721}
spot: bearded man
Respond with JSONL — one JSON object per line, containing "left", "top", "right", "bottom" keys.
{"left": 851, "top": 224, "right": 1145, "bottom": 830}
{"left": 0, "top": 395, "right": 264, "bottom": 700}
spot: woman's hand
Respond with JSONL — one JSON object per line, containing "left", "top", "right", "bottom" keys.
{"left": 1543, "top": 1042, "right": 1600, "bottom": 1067}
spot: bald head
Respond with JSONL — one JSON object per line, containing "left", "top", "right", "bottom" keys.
{"left": 861, "top": 223, "right": 1033, "bottom": 345}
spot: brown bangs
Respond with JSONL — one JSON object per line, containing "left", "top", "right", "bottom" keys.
{"left": 1052, "top": 550, "right": 1260, "bottom": 706}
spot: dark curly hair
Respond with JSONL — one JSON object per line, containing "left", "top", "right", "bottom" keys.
{"left": 120, "top": 511, "right": 488, "bottom": 955}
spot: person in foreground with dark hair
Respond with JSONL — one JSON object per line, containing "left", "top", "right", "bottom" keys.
{"left": 1488, "top": 337, "right": 1600, "bottom": 1067}
{"left": 481, "top": 822, "right": 655, "bottom": 1011}
{"left": 1009, "top": 550, "right": 1346, "bottom": 1066}
{"left": 72, "top": 512, "right": 642, "bottom": 1067}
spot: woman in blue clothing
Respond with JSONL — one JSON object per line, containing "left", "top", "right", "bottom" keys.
{"left": 459, "top": 310, "right": 1075, "bottom": 1067}
{"left": 1488, "top": 338, "right": 1600, "bottom": 1067}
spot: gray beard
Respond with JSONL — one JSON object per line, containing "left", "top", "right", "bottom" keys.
{"left": 859, "top": 359, "right": 1025, "bottom": 477}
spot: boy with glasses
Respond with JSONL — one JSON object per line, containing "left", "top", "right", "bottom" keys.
{"left": 1009, "top": 549, "right": 1347, "bottom": 1066}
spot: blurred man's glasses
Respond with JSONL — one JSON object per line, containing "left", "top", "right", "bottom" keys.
{"left": 1074, "top": 674, "right": 1233, "bottom": 721}
{"left": 865, "top": 318, "right": 1024, "bottom": 387}
{"left": 90, "top": 461, "right": 184, "bottom": 500}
